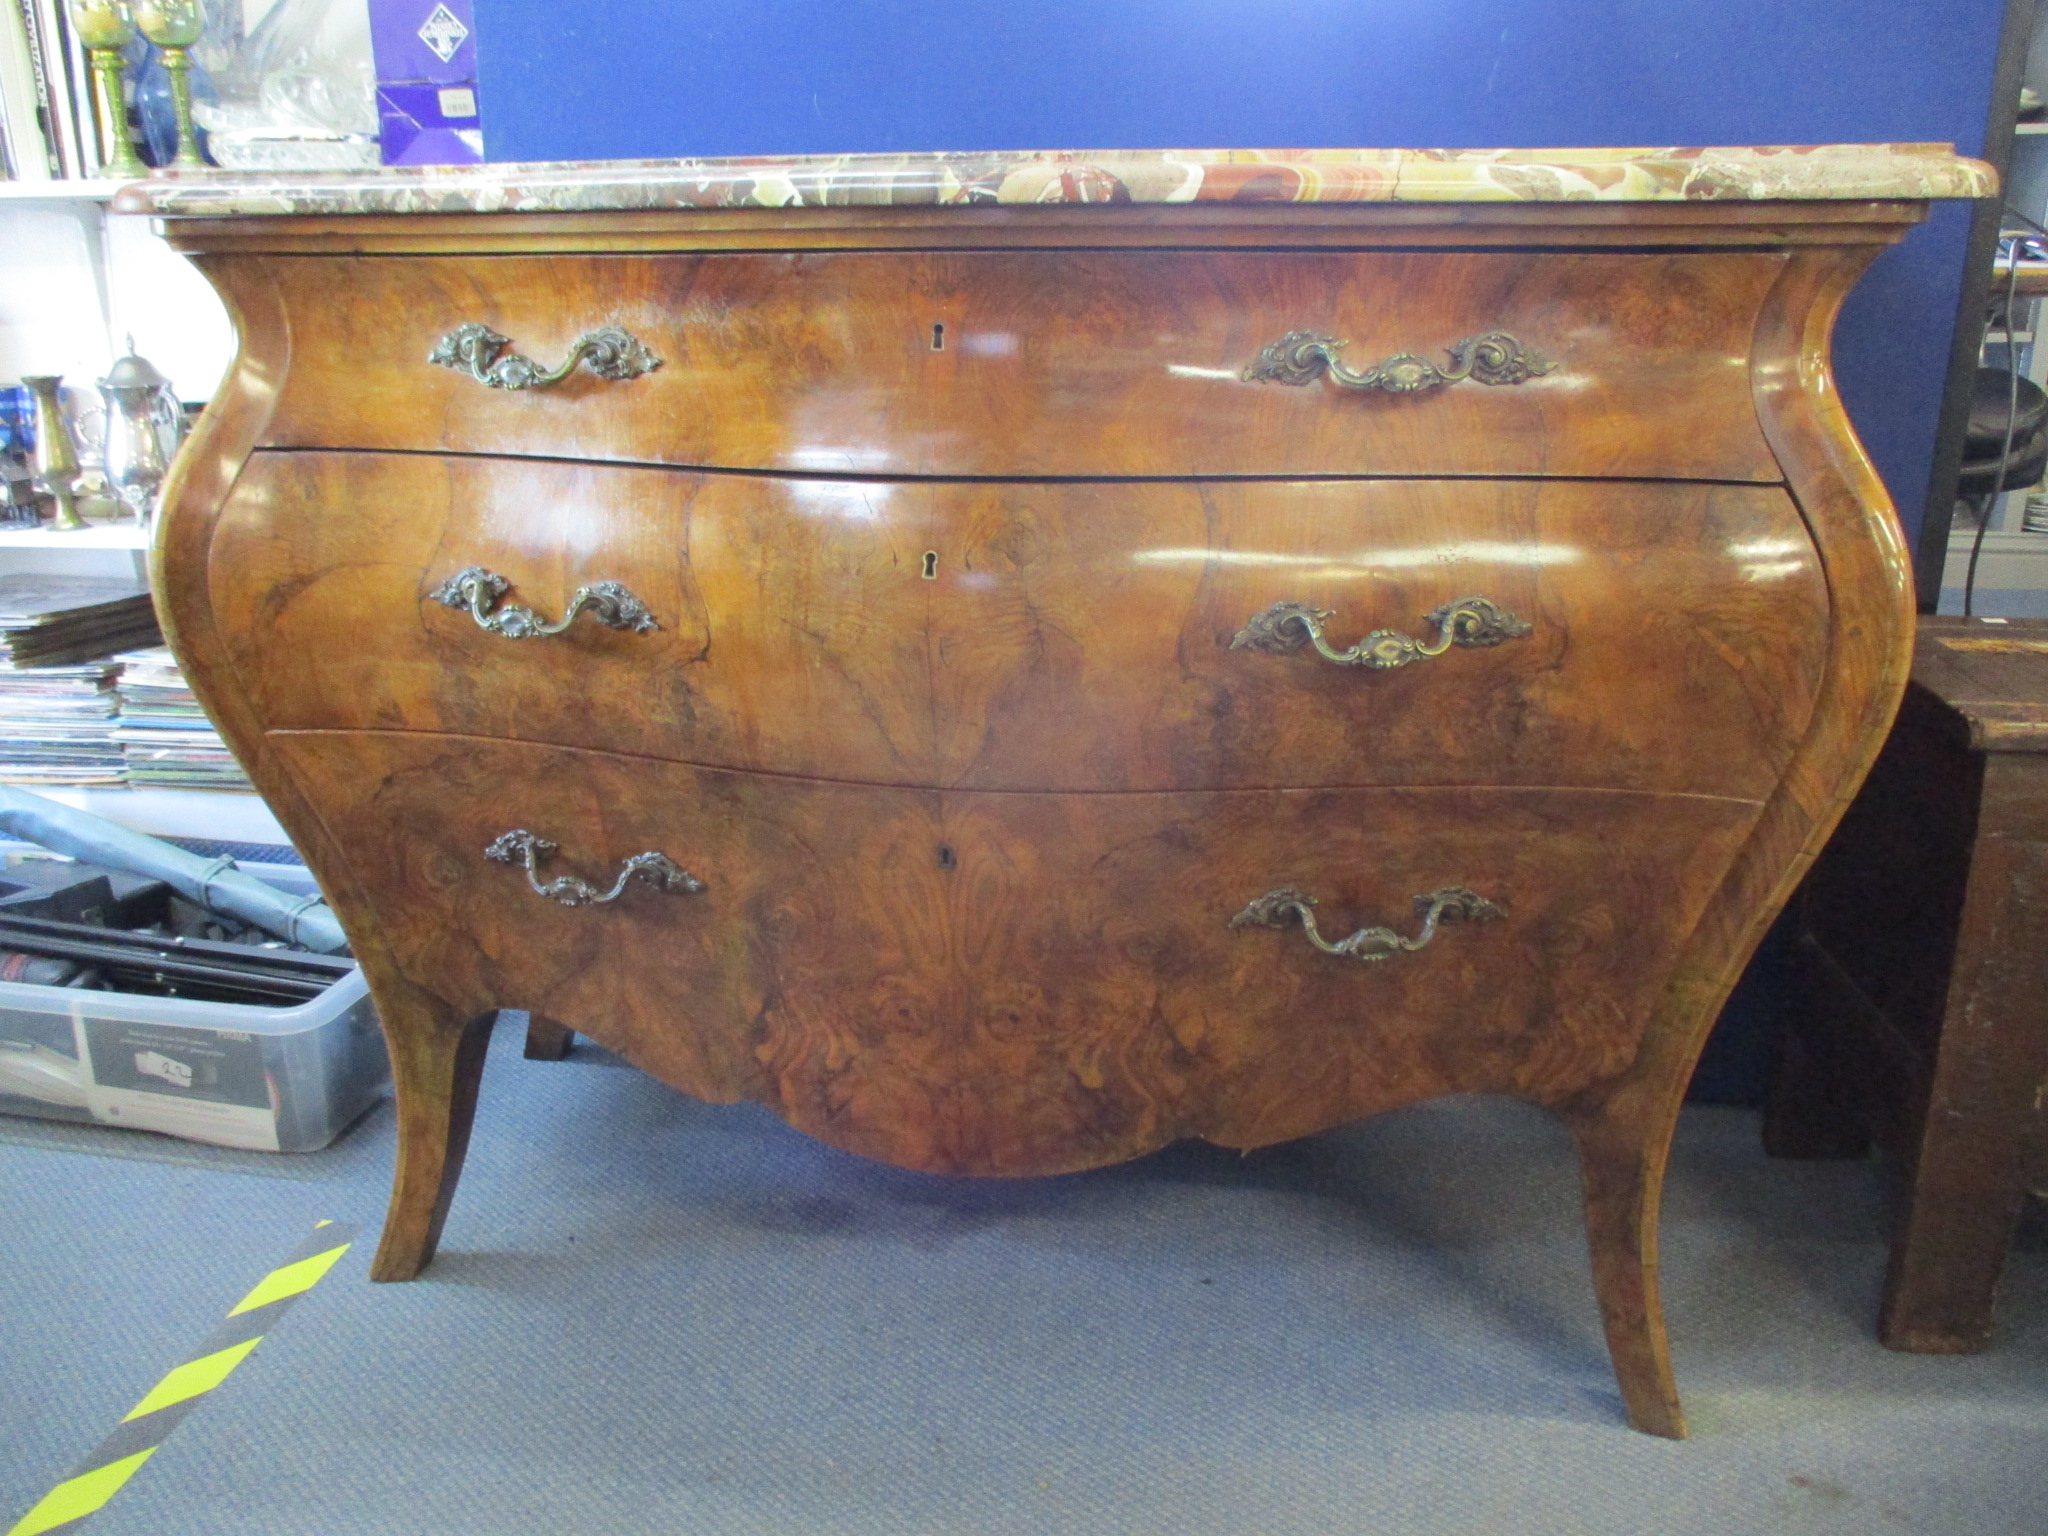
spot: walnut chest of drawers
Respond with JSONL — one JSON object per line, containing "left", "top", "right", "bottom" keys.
{"left": 135, "top": 145, "right": 1993, "bottom": 1437}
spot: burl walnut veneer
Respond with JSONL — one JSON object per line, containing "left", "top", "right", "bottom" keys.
{"left": 133, "top": 146, "right": 1993, "bottom": 1438}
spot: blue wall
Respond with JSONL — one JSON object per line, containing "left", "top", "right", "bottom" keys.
{"left": 476, "top": 0, "right": 2005, "bottom": 559}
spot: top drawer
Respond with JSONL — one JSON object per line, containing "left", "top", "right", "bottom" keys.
{"left": 228, "top": 249, "right": 1786, "bottom": 480}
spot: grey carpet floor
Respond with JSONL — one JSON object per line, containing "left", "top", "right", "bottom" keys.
{"left": 3, "top": 1015, "right": 2044, "bottom": 1535}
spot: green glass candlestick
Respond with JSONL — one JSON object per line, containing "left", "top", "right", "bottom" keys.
{"left": 67, "top": 0, "right": 147, "bottom": 179}
{"left": 131, "top": 0, "right": 206, "bottom": 169}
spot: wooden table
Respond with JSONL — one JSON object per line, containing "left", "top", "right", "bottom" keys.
{"left": 1767, "top": 615, "right": 2048, "bottom": 1351}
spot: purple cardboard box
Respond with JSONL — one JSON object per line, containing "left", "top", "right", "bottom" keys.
{"left": 369, "top": 1, "right": 485, "bottom": 165}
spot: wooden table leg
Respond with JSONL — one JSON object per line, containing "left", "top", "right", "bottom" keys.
{"left": 1762, "top": 927, "right": 1877, "bottom": 1162}
{"left": 1878, "top": 822, "right": 2048, "bottom": 1352}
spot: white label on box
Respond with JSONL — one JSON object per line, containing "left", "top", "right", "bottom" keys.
{"left": 69, "top": 999, "right": 283, "bottom": 1152}
{"left": 438, "top": 87, "right": 478, "bottom": 119}
{"left": 86, "top": 1084, "right": 281, "bottom": 1151}
{"left": 133, "top": 1049, "right": 194, "bottom": 1088}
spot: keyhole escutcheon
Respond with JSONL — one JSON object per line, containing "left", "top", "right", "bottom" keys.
{"left": 931, "top": 323, "right": 946, "bottom": 351}
{"left": 922, "top": 551, "right": 939, "bottom": 579}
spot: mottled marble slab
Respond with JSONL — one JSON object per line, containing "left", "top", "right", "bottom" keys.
{"left": 115, "top": 144, "right": 1995, "bottom": 218}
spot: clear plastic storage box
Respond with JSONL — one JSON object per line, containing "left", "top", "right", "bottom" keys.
{"left": 0, "top": 867, "right": 386, "bottom": 1152}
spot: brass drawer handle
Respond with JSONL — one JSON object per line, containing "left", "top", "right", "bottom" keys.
{"left": 428, "top": 322, "right": 661, "bottom": 390}
{"left": 1242, "top": 330, "right": 1552, "bottom": 393}
{"left": 486, "top": 830, "right": 705, "bottom": 907}
{"left": 430, "top": 566, "right": 660, "bottom": 640}
{"left": 1231, "top": 596, "right": 1530, "bottom": 670}
{"left": 1231, "top": 885, "right": 1503, "bottom": 962}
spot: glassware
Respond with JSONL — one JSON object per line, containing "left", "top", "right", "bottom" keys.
{"left": 132, "top": 0, "right": 207, "bottom": 168}
{"left": 67, "top": 0, "right": 149, "bottom": 178}
{"left": 192, "top": 0, "right": 378, "bottom": 171}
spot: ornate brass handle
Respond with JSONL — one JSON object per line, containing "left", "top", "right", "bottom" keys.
{"left": 429, "top": 566, "right": 660, "bottom": 640}
{"left": 486, "top": 830, "right": 705, "bottom": 907}
{"left": 1241, "top": 330, "right": 1552, "bottom": 393}
{"left": 1231, "top": 596, "right": 1530, "bottom": 670}
{"left": 428, "top": 322, "right": 660, "bottom": 389}
{"left": 1230, "top": 886, "right": 1504, "bottom": 962}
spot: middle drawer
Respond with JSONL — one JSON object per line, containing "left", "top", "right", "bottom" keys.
{"left": 210, "top": 451, "right": 1828, "bottom": 797}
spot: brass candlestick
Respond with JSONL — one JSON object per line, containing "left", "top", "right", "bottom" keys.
{"left": 131, "top": 0, "right": 206, "bottom": 169}
{"left": 67, "top": 0, "right": 147, "bottom": 179}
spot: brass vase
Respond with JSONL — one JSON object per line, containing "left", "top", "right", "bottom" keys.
{"left": 20, "top": 377, "right": 85, "bottom": 531}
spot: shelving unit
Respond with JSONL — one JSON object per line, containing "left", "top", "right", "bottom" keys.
{"left": 1, "top": 182, "right": 267, "bottom": 845}
{"left": 0, "top": 520, "right": 148, "bottom": 547}
{"left": 26, "top": 783, "right": 287, "bottom": 844}
{"left": 0, "top": 180, "right": 126, "bottom": 201}
{"left": 0, "top": 517, "right": 151, "bottom": 580}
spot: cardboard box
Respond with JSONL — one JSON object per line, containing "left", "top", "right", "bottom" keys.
{"left": 369, "top": 0, "right": 484, "bottom": 166}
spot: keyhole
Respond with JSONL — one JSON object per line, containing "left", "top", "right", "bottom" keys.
{"left": 931, "top": 322, "right": 945, "bottom": 351}
{"left": 936, "top": 844, "right": 957, "bottom": 871}
{"left": 922, "top": 551, "right": 938, "bottom": 579}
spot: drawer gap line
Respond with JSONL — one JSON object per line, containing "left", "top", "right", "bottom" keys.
{"left": 261, "top": 727, "right": 1769, "bottom": 809}
{"left": 242, "top": 446, "right": 1787, "bottom": 493}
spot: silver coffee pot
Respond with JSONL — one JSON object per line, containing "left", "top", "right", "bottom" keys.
{"left": 97, "top": 339, "right": 185, "bottom": 528}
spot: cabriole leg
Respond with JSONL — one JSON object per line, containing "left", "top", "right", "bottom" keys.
{"left": 370, "top": 1000, "right": 497, "bottom": 1282}
{"left": 1563, "top": 1097, "right": 1687, "bottom": 1439}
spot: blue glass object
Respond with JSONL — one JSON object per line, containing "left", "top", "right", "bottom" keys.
{"left": 129, "top": 33, "right": 219, "bottom": 167}
{"left": 0, "top": 385, "right": 33, "bottom": 457}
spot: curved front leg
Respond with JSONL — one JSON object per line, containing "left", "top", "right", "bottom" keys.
{"left": 1560, "top": 1092, "right": 1687, "bottom": 1439}
{"left": 370, "top": 990, "right": 498, "bottom": 1282}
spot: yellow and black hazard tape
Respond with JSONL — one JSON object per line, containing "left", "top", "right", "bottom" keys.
{"left": 5, "top": 1220, "right": 358, "bottom": 1536}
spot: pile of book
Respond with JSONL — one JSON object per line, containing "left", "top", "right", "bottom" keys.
{"left": 112, "top": 644, "right": 252, "bottom": 791}
{"left": 0, "top": 574, "right": 161, "bottom": 668}
{"left": 0, "top": 1, "right": 105, "bottom": 182}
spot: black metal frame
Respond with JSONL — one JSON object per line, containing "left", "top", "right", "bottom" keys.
{"left": 1914, "top": 0, "right": 2042, "bottom": 608}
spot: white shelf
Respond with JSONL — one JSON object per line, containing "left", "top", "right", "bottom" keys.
{"left": 19, "top": 785, "right": 288, "bottom": 846}
{"left": 0, "top": 521, "right": 150, "bottom": 549}
{"left": 2018, "top": 122, "right": 2048, "bottom": 135}
{"left": 0, "top": 181, "right": 126, "bottom": 204}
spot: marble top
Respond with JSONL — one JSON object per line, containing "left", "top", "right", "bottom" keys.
{"left": 115, "top": 144, "right": 1995, "bottom": 218}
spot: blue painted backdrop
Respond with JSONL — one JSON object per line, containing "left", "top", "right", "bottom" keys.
{"left": 473, "top": 0, "right": 2009, "bottom": 1101}
{"left": 474, "top": 0, "right": 2008, "bottom": 556}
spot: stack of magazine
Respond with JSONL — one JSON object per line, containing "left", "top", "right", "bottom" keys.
{"left": 112, "top": 644, "right": 252, "bottom": 791}
{"left": 0, "top": 576, "right": 162, "bottom": 786}
{"left": 0, "top": 658, "right": 123, "bottom": 785}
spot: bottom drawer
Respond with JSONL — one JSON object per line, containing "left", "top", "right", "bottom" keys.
{"left": 272, "top": 731, "right": 1764, "bottom": 1176}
